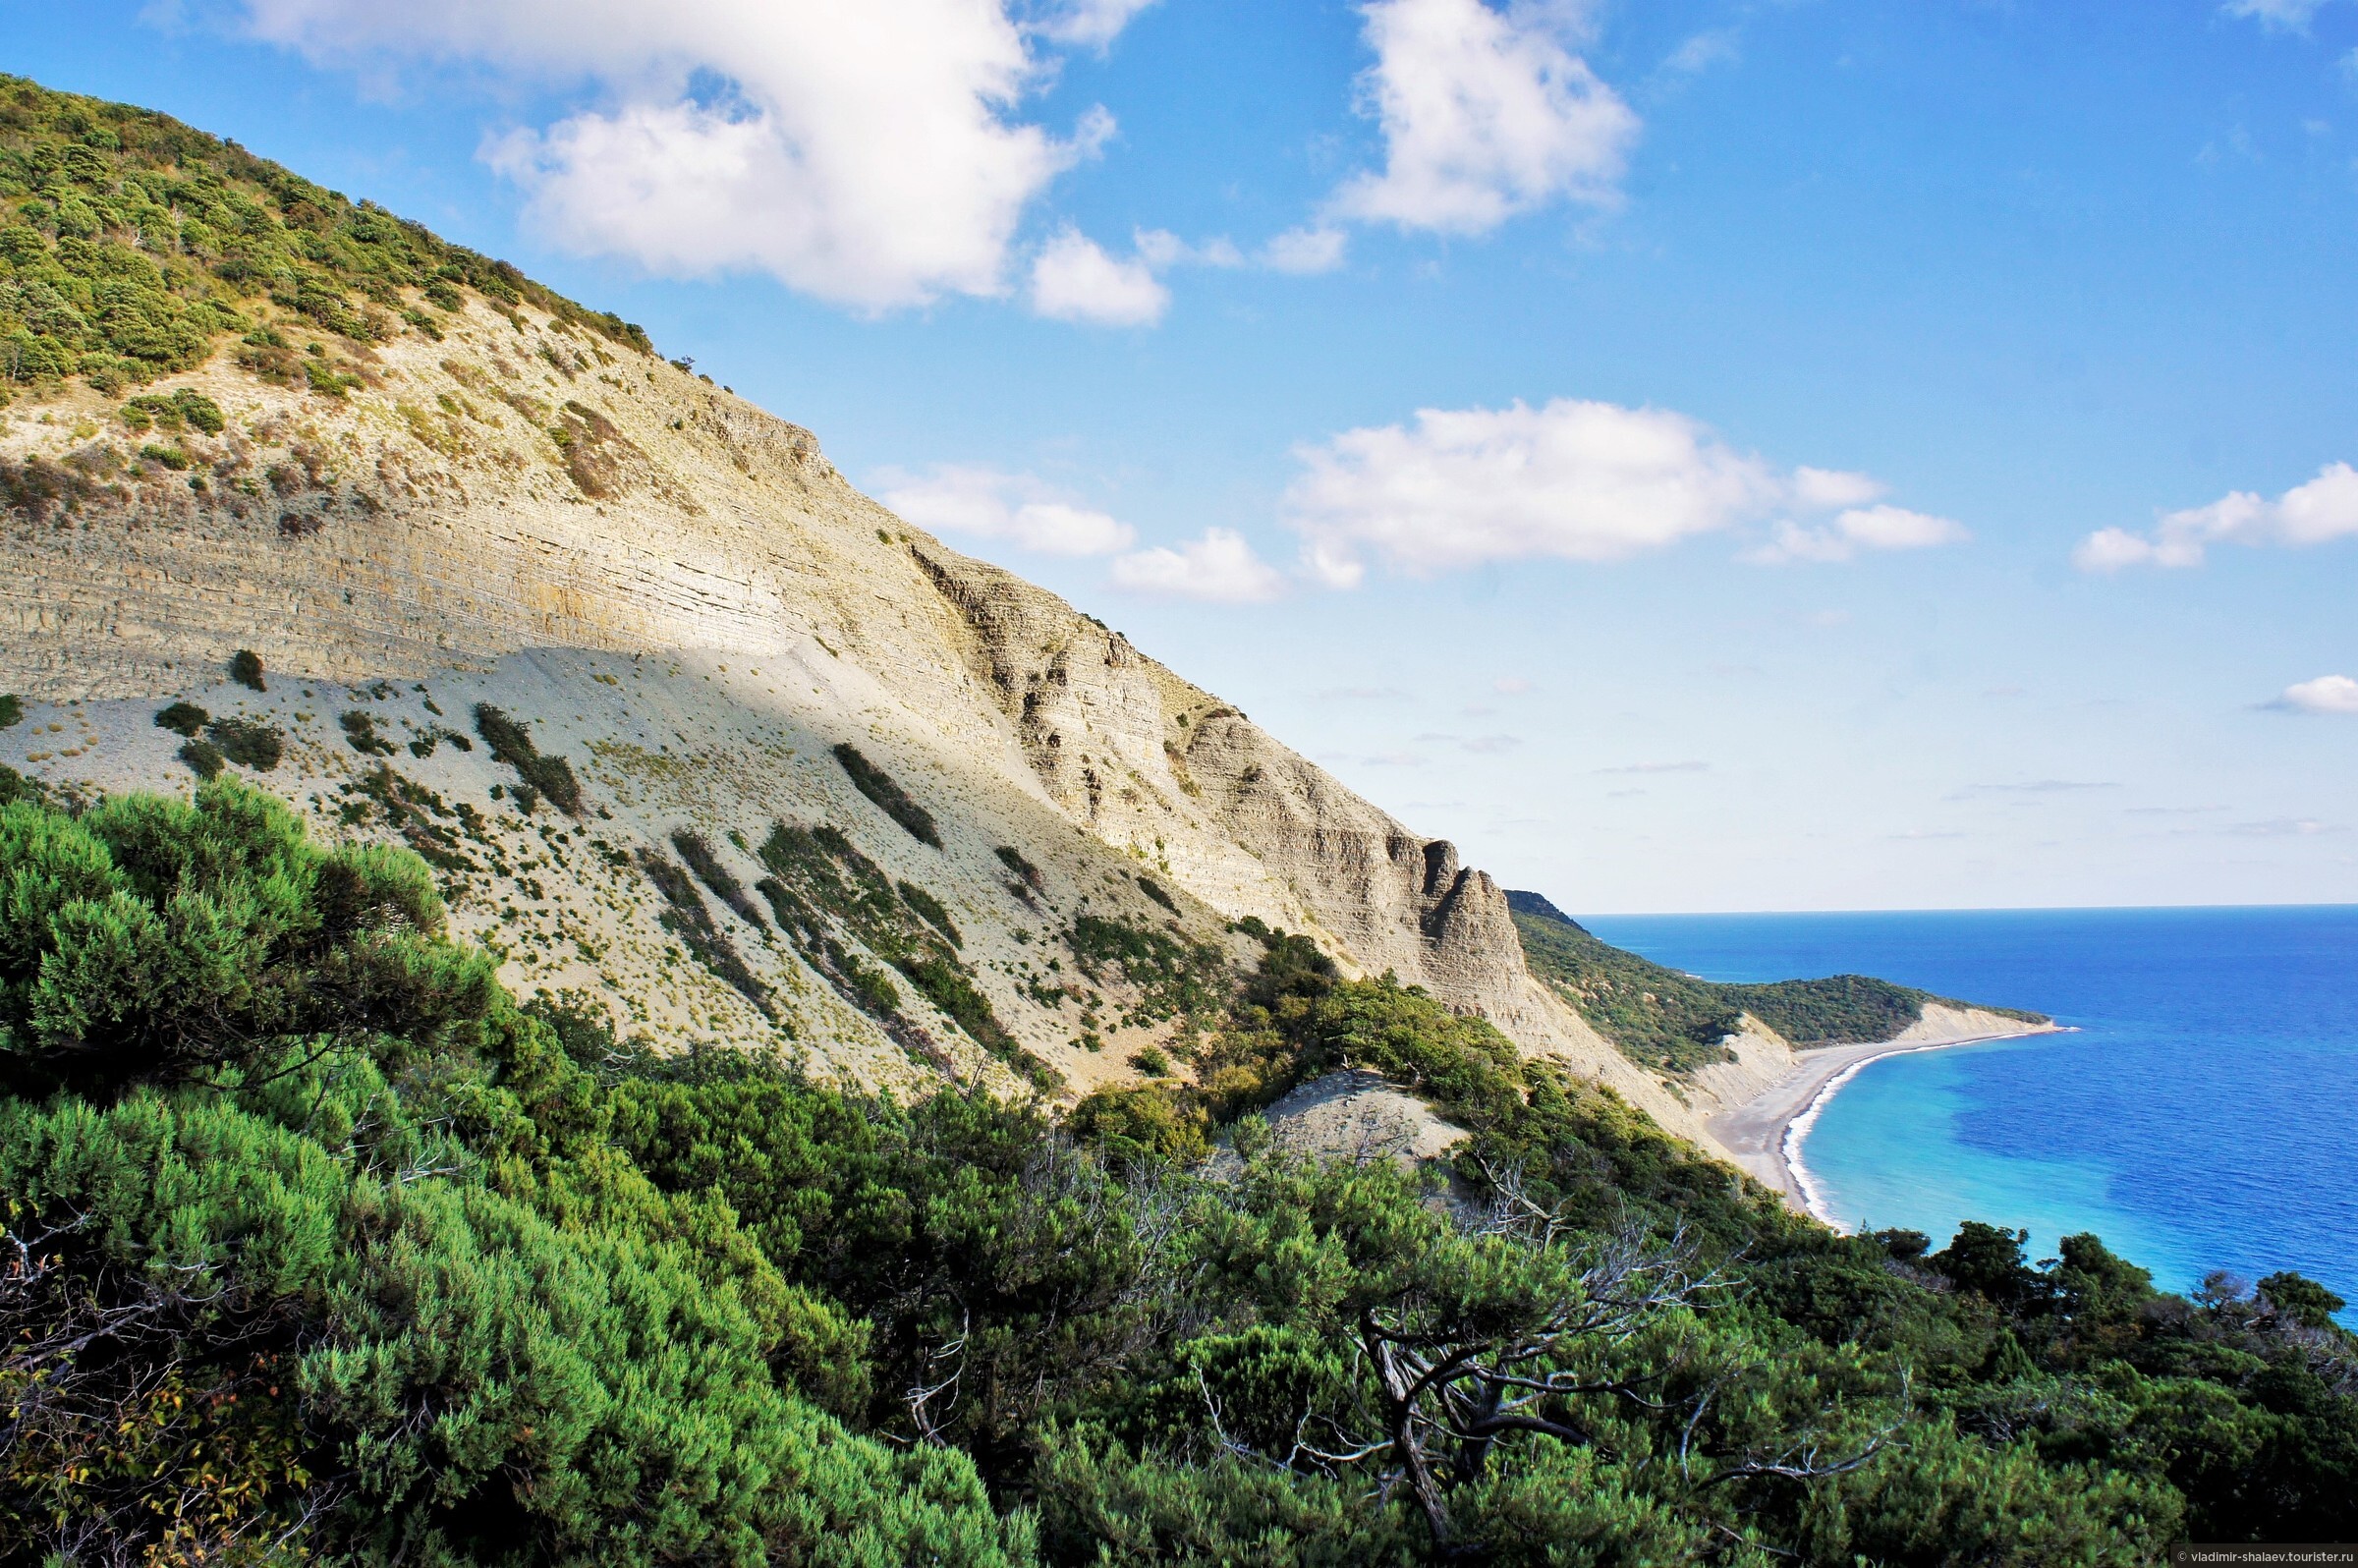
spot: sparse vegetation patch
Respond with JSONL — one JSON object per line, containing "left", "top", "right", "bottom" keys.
{"left": 550, "top": 400, "right": 642, "bottom": 497}
{"left": 118, "top": 388, "right": 223, "bottom": 434}
{"left": 1068, "top": 914, "right": 1230, "bottom": 1034}
{"left": 176, "top": 737, "right": 223, "bottom": 779}
{"left": 672, "top": 829, "right": 769, "bottom": 933}
{"left": 757, "top": 821, "right": 1053, "bottom": 1089}
{"left": 637, "top": 847, "right": 774, "bottom": 1020}
{"left": 831, "top": 743, "right": 938, "bottom": 847}
{"left": 151, "top": 700, "right": 205, "bottom": 737}
{"left": 340, "top": 709, "right": 396, "bottom": 756}
{"left": 342, "top": 763, "right": 478, "bottom": 875}
{"left": 897, "top": 879, "right": 959, "bottom": 947}
{"left": 475, "top": 703, "right": 584, "bottom": 816}
{"left": 204, "top": 715, "right": 281, "bottom": 770}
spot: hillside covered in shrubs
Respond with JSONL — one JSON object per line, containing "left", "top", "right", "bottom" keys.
{"left": 0, "top": 73, "right": 646, "bottom": 402}
{"left": 2, "top": 775, "right": 2350, "bottom": 1563}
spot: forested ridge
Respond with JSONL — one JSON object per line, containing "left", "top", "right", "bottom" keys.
{"left": 2, "top": 773, "right": 2351, "bottom": 1564}
{"left": 1507, "top": 892, "right": 2048, "bottom": 1076}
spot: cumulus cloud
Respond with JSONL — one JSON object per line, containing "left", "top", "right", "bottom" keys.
{"left": 875, "top": 465, "right": 1135, "bottom": 555}
{"left": 237, "top": 0, "right": 1143, "bottom": 311}
{"left": 2075, "top": 463, "right": 2358, "bottom": 570}
{"left": 2274, "top": 674, "right": 2358, "bottom": 715}
{"left": 1108, "top": 528, "right": 1288, "bottom": 602}
{"left": 1028, "top": 227, "right": 1171, "bottom": 324}
{"left": 1329, "top": 0, "right": 1639, "bottom": 235}
{"left": 1746, "top": 504, "right": 1971, "bottom": 565}
{"left": 1283, "top": 398, "right": 1959, "bottom": 585}
{"left": 1289, "top": 400, "right": 1771, "bottom": 584}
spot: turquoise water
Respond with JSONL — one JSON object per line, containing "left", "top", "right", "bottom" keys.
{"left": 1580, "top": 907, "right": 2358, "bottom": 1311}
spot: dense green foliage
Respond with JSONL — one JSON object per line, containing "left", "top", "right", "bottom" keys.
{"left": 1509, "top": 893, "right": 2045, "bottom": 1072}
{"left": 0, "top": 75, "right": 647, "bottom": 397}
{"left": 1, "top": 792, "right": 2348, "bottom": 1562}
{"left": 832, "top": 742, "right": 941, "bottom": 847}
{"left": 0, "top": 782, "right": 1024, "bottom": 1563}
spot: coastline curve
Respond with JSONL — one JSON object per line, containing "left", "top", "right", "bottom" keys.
{"left": 1709, "top": 1010, "right": 2066, "bottom": 1217}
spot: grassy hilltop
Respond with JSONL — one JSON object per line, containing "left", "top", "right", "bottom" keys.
{"left": 0, "top": 73, "right": 646, "bottom": 404}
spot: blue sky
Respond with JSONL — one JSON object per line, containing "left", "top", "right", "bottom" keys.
{"left": 10, "top": 0, "right": 2356, "bottom": 911}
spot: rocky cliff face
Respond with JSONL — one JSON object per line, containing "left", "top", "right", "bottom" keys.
{"left": 0, "top": 291, "right": 1726, "bottom": 1147}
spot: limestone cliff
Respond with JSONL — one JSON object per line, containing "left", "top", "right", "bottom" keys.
{"left": 1, "top": 286, "right": 1737, "bottom": 1143}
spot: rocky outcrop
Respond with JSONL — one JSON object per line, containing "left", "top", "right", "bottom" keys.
{"left": 901, "top": 542, "right": 1548, "bottom": 1019}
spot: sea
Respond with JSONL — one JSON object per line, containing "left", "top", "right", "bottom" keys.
{"left": 1580, "top": 907, "right": 2358, "bottom": 1316}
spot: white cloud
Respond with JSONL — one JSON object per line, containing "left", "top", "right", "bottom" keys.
{"left": 1329, "top": 0, "right": 1639, "bottom": 235}
{"left": 1034, "top": 0, "right": 1159, "bottom": 49}
{"left": 1789, "top": 466, "right": 1886, "bottom": 510}
{"left": 2073, "top": 528, "right": 2163, "bottom": 572}
{"left": 1134, "top": 229, "right": 1244, "bottom": 269}
{"left": 1261, "top": 226, "right": 1351, "bottom": 274}
{"left": 1029, "top": 227, "right": 1171, "bottom": 324}
{"left": 1747, "top": 504, "right": 1971, "bottom": 565}
{"left": 237, "top": 0, "right": 1142, "bottom": 311}
{"left": 1289, "top": 400, "right": 1772, "bottom": 584}
{"left": 2074, "top": 462, "right": 2358, "bottom": 570}
{"left": 2220, "top": 0, "right": 2343, "bottom": 30}
{"left": 1283, "top": 397, "right": 1957, "bottom": 584}
{"left": 876, "top": 465, "right": 1135, "bottom": 555}
{"left": 1492, "top": 675, "right": 1533, "bottom": 694}
{"left": 1109, "top": 529, "right": 1288, "bottom": 601}
{"left": 2277, "top": 674, "right": 2358, "bottom": 715}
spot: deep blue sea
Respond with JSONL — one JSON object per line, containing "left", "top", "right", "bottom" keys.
{"left": 1580, "top": 907, "right": 2358, "bottom": 1316}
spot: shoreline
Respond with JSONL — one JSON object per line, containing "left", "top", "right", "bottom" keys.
{"left": 1708, "top": 1018, "right": 2068, "bottom": 1221}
